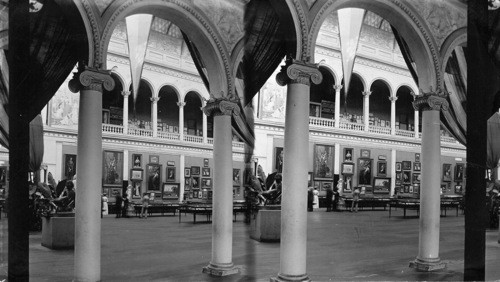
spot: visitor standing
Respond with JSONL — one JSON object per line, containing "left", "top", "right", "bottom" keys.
{"left": 325, "top": 185, "right": 333, "bottom": 212}
{"left": 332, "top": 187, "right": 340, "bottom": 211}
{"left": 313, "top": 187, "right": 319, "bottom": 210}
{"left": 114, "top": 193, "right": 122, "bottom": 218}
{"left": 351, "top": 187, "right": 360, "bottom": 212}
{"left": 140, "top": 193, "right": 150, "bottom": 218}
{"left": 307, "top": 187, "right": 314, "bottom": 212}
{"left": 122, "top": 193, "right": 129, "bottom": 218}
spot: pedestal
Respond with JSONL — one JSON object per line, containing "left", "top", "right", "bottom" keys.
{"left": 41, "top": 213, "right": 75, "bottom": 250}
{"left": 250, "top": 206, "right": 281, "bottom": 242}
{"left": 409, "top": 258, "right": 446, "bottom": 271}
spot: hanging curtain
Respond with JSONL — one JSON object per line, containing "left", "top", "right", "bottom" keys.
{"left": 487, "top": 113, "right": 500, "bottom": 169}
{"left": 29, "top": 115, "right": 44, "bottom": 172}
{"left": 391, "top": 26, "right": 419, "bottom": 85}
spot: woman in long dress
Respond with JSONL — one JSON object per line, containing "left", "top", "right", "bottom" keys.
{"left": 313, "top": 187, "right": 319, "bottom": 210}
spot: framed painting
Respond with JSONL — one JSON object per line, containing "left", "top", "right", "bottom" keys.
{"left": 0, "top": 167, "right": 7, "bottom": 186}
{"left": 308, "top": 172, "right": 313, "bottom": 187}
{"left": 103, "top": 151, "right": 123, "bottom": 187}
{"left": 110, "top": 187, "right": 122, "bottom": 199}
{"left": 132, "top": 154, "right": 142, "bottom": 168}
{"left": 455, "top": 185, "right": 463, "bottom": 194}
{"left": 202, "top": 178, "right": 212, "bottom": 188}
{"left": 191, "top": 166, "right": 200, "bottom": 176}
{"left": 343, "top": 148, "right": 353, "bottom": 162}
{"left": 275, "top": 147, "right": 284, "bottom": 173}
{"left": 442, "top": 163, "right": 452, "bottom": 182}
{"left": 166, "top": 167, "right": 176, "bottom": 182}
{"left": 184, "top": 167, "right": 191, "bottom": 177}
{"left": 360, "top": 149, "right": 370, "bottom": 158}
{"left": 167, "top": 161, "right": 175, "bottom": 166}
{"left": 204, "top": 158, "right": 209, "bottom": 167}
{"left": 102, "top": 109, "right": 110, "bottom": 124}
{"left": 343, "top": 175, "right": 353, "bottom": 193}
{"left": 314, "top": 144, "right": 334, "bottom": 180}
{"left": 413, "top": 184, "right": 420, "bottom": 194}
{"left": 403, "top": 185, "right": 410, "bottom": 193}
{"left": 412, "top": 173, "right": 421, "bottom": 184}
{"left": 413, "top": 162, "right": 421, "bottom": 172}
{"left": 184, "top": 178, "right": 191, "bottom": 186}
{"left": 377, "top": 161, "right": 387, "bottom": 177}
{"left": 373, "top": 177, "right": 391, "bottom": 194}
{"left": 146, "top": 164, "right": 162, "bottom": 191}
{"left": 149, "top": 155, "right": 159, "bottom": 164}
{"left": 233, "top": 169, "right": 241, "bottom": 186}
{"left": 192, "top": 176, "right": 200, "bottom": 188}
{"left": 341, "top": 162, "right": 355, "bottom": 175}
{"left": 402, "top": 171, "right": 412, "bottom": 184}
{"left": 65, "top": 154, "right": 77, "bottom": 180}
{"left": 130, "top": 169, "right": 143, "bottom": 181}
{"left": 162, "top": 183, "right": 179, "bottom": 199}
{"left": 396, "top": 162, "right": 402, "bottom": 172}
{"left": 415, "top": 153, "right": 420, "bottom": 162}
{"left": 202, "top": 167, "right": 211, "bottom": 177}
{"left": 395, "top": 172, "right": 402, "bottom": 186}
{"left": 455, "top": 163, "right": 464, "bottom": 182}
{"left": 357, "top": 158, "right": 372, "bottom": 186}
{"left": 131, "top": 180, "right": 142, "bottom": 199}
{"left": 409, "top": 185, "right": 414, "bottom": 193}
{"left": 193, "top": 190, "right": 199, "bottom": 198}
{"left": 402, "top": 161, "right": 412, "bottom": 170}
{"left": 441, "top": 183, "right": 448, "bottom": 193}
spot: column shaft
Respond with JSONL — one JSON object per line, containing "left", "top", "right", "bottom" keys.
{"left": 178, "top": 102, "right": 185, "bottom": 141}
{"left": 334, "top": 85, "right": 342, "bottom": 128}
{"left": 390, "top": 149, "right": 396, "bottom": 196}
{"left": 75, "top": 88, "right": 103, "bottom": 282}
{"left": 152, "top": 98, "right": 158, "bottom": 137}
{"left": 280, "top": 82, "right": 309, "bottom": 279}
{"left": 363, "top": 92, "right": 371, "bottom": 131}
{"left": 390, "top": 98, "right": 397, "bottom": 135}
{"left": 122, "top": 91, "right": 130, "bottom": 134}
{"left": 203, "top": 105, "right": 208, "bottom": 143}
{"left": 414, "top": 110, "right": 420, "bottom": 138}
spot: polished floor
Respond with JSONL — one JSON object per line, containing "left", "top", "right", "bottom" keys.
{"left": 2, "top": 208, "right": 500, "bottom": 281}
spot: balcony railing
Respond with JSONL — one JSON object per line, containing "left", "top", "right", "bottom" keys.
{"left": 157, "top": 131, "right": 180, "bottom": 140}
{"left": 183, "top": 135, "right": 203, "bottom": 143}
{"left": 396, "top": 129, "right": 415, "bottom": 138}
{"left": 102, "top": 124, "right": 124, "bottom": 134}
{"left": 309, "top": 116, "right": 335, "bottom": 128}
{"left": 339, "top": 121, "right": 365, "bottom": 131}
{"left": 369, "top": 125, "right": 391, "bottom": 135}
{"left": 127, "top": 127, "right": 153, "bottom": 137}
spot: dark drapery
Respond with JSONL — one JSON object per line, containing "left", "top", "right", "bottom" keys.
{"left": 487, "top": 113, "right": 500, "bottom": 169}
{"left": 29, "top": 115, "right": 44, "bottom": 172}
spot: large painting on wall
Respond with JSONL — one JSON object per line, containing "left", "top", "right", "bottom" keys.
{"left": 146, "top": 164, "right": 162, "bottom": 191}
{"left": 64, "top": 154, "right": 77, "bottom": 180}
{"left": 357, "top": 158, "right": 372, "bottom": 186}
{"left": 102, "top": 151, "right": 123, "bottom": 187}
{"left": 313, "top": 144, "right": 334, "bottom": 180}
{"left": 275, "top": 147, "right": 284, "bottom": 173}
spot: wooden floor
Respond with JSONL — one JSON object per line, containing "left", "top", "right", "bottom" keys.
{"left": 2, "top": 208, "right": 500, "bottom": 281}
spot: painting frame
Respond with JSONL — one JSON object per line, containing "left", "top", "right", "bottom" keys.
{"left": 402, "top": 161, "right": 412, "bottom": 170}
{"left": 455, "top": 185, "right": 463, "bottom": 194}
{"left": 184, "top": 167, "right": 191, "bottom": 178}
{"left": 202, "top": 167, "right": 211, "bottom": 177}
{"left": 377, "top": 161, "right": 387, "bottom": 177}
{"left": 313, "top": 144, "right": 335, "bottom": 180}
{"left": 357, "top": 158, "right": 372, "bottom": 186}
{"left": 166, "top": 167, "right": 176, "bottom": 182}
{"left": 343, "top": 175, "right": 353, "bottom": 193}
{"left": 102, "top": 151, "right": 123, "bottom": 187}
{"left": 149, "top": 155, "right": 159, "bottom": 164}
{"left": 191, "top": 166, "right": 200, "bottom": 176}
{"left": 167, "top": 161, "right": 175, "bottom": 166}
{"left": 402, "top": 171, "right": 412, "bottom": 184}
{"left": 204, "top": 158, "right": 209, "bottom": 167}
{"left": 455, "top": 163, "right": 465, "bottom": 182}
{"left": 64, "top": 154, "right": 77, "bottom": 180}
{"left": 130, "top": 169, "right": 143, "bottom": 181}
{"left": 442, "top": 163, "right": 452, "bottom": 182}
{"left": 360, "top": 149, "right": 371, "bottom": 158}
{"left": 396, "top": 162, "right": 402, "bottom": 172}
{"left": 413, "top": 162, "right": 421, "bottom": 172}
{"left": 131, "top": 180, "right": 142, "bottom": 199}
{"left": 373, "top": 177, "right": 391, "bottom": 194}
{"left": 192, "top": 176, "right": 200, "bottom": 189}
{"left": 343, "top": 148, "right": 353, "bottom": 162}
{"left": 202, "top": 178, "right": 212, "bottom": 188}
{"left": 412, "top": 173, "right": 421, "bottom": 184}
{"left": 146, "top": 163, "right": 162, "bottom": 191}
{"left": 341, "top": 162, "right": 355, "bottom": 175}
{"left": 233, "top": 169, "right": 241, "bottom": 186}
{"left": 162, "top": 182, "right": 180, "bottom": 199}
{"left": 275, "top": 147, "right": 284, "bottom": 173}
{"left": 132, "top": 154, "right": 142, "bottom": 168}
{"left": 415, "top": 153, "right": 421, "bottom": 162}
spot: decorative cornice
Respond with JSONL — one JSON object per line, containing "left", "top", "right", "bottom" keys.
{"left": 68, "top": 66, "right": 115, "bottom": 93}
{"left": 412, "top": 89, "right": 449, "bottom": 111}
{"left": 203, "top": 99, "right": 240, "bottom": 117}
{"left": 276, "top": 58, "right": 322, "bottom": 86}
{"left": 101, "top": 0, "right": 232, "bottom": 98}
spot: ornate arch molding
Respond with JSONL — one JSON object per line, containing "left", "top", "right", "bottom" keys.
{"left": 75, "top": 0, "right": 104, "bottom": 68}
{"left": 440, "top": 27, "right": 467, "bottom": 74}
{"left": 369, "top": 78, "right": 394, "bottom": 97}
{"left": 308, "top": 0, "right": 442, "bottom": 91}
{"left": 286, "top": 0, "right": 310, "bottom": 61}
{"left": 98, "top": 0, "right": 232, "bottom": 100}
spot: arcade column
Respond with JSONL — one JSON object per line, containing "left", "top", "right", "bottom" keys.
{"left": 122, "top": 91, "right": 131, "bottom": 134}
{"left": 409, "top": 91, "right": 449, "bottom": 271}
{"left": 333, "top": 84, "right": 343, "bottom": 128}
{"left": 272, "top": 58, "right": 322, "bottom": 282}
{"left": 151, "top": 97, "right": 160, "bottom": 137}
{"left": 177, "top": 101, "right": 185, "bottom": 141}
{"left": 69, "top": 66, "right": 115, "bottom": 282}
{"left": 202, "top": 98, "right": 240, "bottom": 276}
{"left": 389, "top": 96, "right": 398, "bottom": 135}
{"left": 362, "top": 91, "right": 372, "bottom": 131}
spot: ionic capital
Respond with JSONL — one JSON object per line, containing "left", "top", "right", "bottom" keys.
{"left": 362, "top": 91, "right": 372, "bottom": 97}
{"left": 121, "top": 91, "right": 131, "bottom": 98}
{"left": 202, "top": 99, "right": 240, "bottom": 117}
{"left": 276, "top": 58, "right": 322, "bottom": 87}
{"left": 150, "top": 97, "right": 160, "bottom": 103}
{"left": 68, "top": 66, "right": 115, "bottom": 93}
{"left": 177, "top": 101, "right": 186, "bottom": 107}
{"left": 412, "top": 90, "right": 449, "bottom": 111}
{"left": 389, "top": 96, "right": 398, "bottom": 102}
{"left": 333, "top": 85, "right": 343, "bottom": 91}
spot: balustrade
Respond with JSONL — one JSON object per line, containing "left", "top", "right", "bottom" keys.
{"left": 102, "top": 124, "right": 124, "bottom": 134}
{"left": 339, "top": 121, "right": 365, "bottom": 131}
{"left": 396, "top": 129, "right": 414, "bottom": 138}
{"left": 127, "top": 127, "right": 153, "bottom": 137}
{"left": 157, "top": 131, "right": 180, "bottom": 140}
{"left": 309, "top": 116, "right": 335, "bottom": 128}
{"left": 183, "top": 135, "right": 203, "bottom": 143}
{"left": 369, "top": 125, "right": 391, "bottom": 135}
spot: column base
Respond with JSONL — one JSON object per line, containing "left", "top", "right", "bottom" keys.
{"left": 202, "top": 262, "right": 240, "bottom": 276}
{"left": 270, "top": 273, "right": 310, "bottom": 282}
{"left": 409, "top": 257, "right": 446, "bottom": 271}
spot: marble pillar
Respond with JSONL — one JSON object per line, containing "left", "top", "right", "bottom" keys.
{"left": 409, "top": 91, "right": 449, "bottom": 271}
{"left": 69, "top": 66, "right": 115, "bottom": 282}
{"left": 151, "top": 97, "right": 159, "bottom": 137}
{"left": 177, "top": 101, "right": 185, "bottom": 141}
{"left": 389, "top": 96, "right": 398, "bottom": 135}
{"left": 362, "top": 91, "right": 371, "bottom": 131}
{"left": 122, "top": 91, "right": 130, "bottom": 134}
{"left": 334, "top": 85, "right": 343, "bottom": 128}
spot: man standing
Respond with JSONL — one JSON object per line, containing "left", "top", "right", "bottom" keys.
{"left": 115, "top": 193, "right": 123, "bottom": 218}
{"left": 325, "top": 185, "right": 333, "bottom": 212}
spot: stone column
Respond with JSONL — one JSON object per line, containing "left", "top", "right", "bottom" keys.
{"left": 333, "top": 85, "right": 343, "bottom": 128}
{"left": 202, "top": 101, "right": 208, "bottom": 143}
{"left": 202, "top": 99, "right": 240, "bottom": 276}
{"left": 362, "top": 91, "right": 371, "bottom": 131}
{"left": 272, "top": 58, "right": 322, "bottom": 281}
{"left": 122, "top": 91, "right": 131, "bottom": 134}
{"left": 409, "top": 91, "right": 449, "bottom": 271}
{"left": 151, "top": 97, "right": 160, "bottom": 137}
{"left": 389, "top": 96, "right": 398, "bottom": 135}
{"left": 177, "top": 101, "right": 185, "bottom": 141}
{"left": 69, "top": 66, "right": 115, "bottom": 282}
{"left": 411, "top": 91, "right": 419, "bottom": 138}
